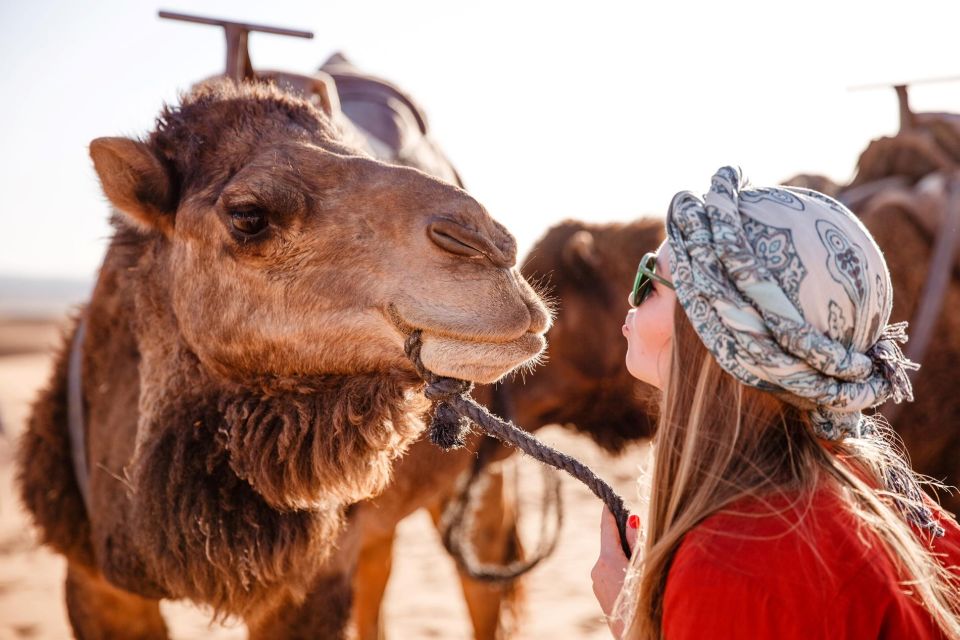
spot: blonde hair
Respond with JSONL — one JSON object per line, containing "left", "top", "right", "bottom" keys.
{"left": 614, "top": 305, "right": 960, "bottom": 639}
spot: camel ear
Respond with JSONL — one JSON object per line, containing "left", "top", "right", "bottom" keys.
{"left": 310, "top": 71, "right": 341, "bottom": 119}
{"left": 89, "top": 137, "right": 175, "bottom": 233}
{"left": 562, "top": 230, "right": 601, "bottom": 281}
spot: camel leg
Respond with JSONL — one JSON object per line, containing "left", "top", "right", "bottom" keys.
{"left": 64, "top": 561, "right": 168, "bottom": 640}
{"left": 247, "top": 570, "right": 354, "bottom": 640}
{"left": 352, "top": 527, "right": 396, "bottom": 640}
{"left": 428, "top": 465, "right": 524, "bottom": 640}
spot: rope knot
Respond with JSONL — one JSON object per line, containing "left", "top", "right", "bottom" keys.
{"left": 404, "top": 330, "right": 475, "bottom": 449}
{"left": 431, "top": 402, "right": 472, "bottom": 449}
{"left": 425, "top": 377, "right": 473, "bottom": 401}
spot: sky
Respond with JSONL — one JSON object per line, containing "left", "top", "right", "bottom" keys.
{"left": 2, "top": 0, "right": 959, "bottom": 280}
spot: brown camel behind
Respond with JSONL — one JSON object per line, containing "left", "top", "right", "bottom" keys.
{"left": 17, "top": 79, "right": 549, "bottom": 639}
{"left": 784, "top": 99, "right": 960, "bottom": 516}
{"left": 855, "top": 177, "right": 960, "bottom": 516}
{"left": 506, "top": 218, "right": 664, "bottom": 451}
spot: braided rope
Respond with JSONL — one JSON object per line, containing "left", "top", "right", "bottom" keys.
{"left": 438, "top": 438, "right": 563, "bottom": 582}
{"left": 405, "top": 331, "right": 632, "bottom": 558}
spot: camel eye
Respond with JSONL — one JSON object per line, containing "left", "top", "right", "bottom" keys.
{"left": 230, "top": 208, "right": 268, "bottom": 236}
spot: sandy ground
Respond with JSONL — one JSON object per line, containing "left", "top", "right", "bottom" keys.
{"left": 0, "top": 318, "right": 648, "bottom": 639}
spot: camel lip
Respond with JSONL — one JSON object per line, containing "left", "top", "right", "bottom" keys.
{"left": 385, "top": 303, "right": 540, "bottom": 346}
{"left": 418, "top": 331, "right": 546, "bottom": 383}
{"left": 423, "top": 329, "right": 545, "bottom": 353}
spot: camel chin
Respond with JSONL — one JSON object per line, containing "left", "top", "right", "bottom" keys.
{"left": 419, "top": 332, "right": 545, "bottom": 384}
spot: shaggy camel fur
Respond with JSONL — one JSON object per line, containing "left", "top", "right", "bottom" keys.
{"left": 17, "top": 80, "right": 549, "bottom": 639}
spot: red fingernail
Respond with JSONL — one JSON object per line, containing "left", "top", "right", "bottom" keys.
{"left": 628, "top": 514, "right": 640, "bottom": 529}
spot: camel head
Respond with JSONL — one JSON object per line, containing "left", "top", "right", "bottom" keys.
{"left": 89, "top": 81, "right": 549, "bottom": 385}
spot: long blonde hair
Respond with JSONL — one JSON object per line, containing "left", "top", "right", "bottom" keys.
{"left": 615, "top": 305, "right": 960, "bottom": 639}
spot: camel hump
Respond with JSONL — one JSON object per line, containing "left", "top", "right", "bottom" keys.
{"left": 319, "top": 52, "right": 463, "bottom": 186}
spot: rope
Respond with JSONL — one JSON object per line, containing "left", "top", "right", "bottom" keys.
{"left": 438, "top": 437, "right": 564, "bottom": 582}
{"left": 405, "top": 330, "right": 632, "bottom": 558}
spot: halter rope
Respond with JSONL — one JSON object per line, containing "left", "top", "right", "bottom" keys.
{"left": 404, "top": 330, "right": 632, "bottom": 557}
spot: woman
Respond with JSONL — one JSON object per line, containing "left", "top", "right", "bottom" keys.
{"left": 591, "top": 167, "right": 960, "bottom": 639}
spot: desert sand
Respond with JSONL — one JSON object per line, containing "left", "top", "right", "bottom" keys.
{"left": 0, "top": 317, "right": 648, "bottom": 639}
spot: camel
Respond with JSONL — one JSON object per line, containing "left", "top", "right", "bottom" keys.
{"left": 164, "top": 52, "right": 543, "bottom": 639}
{"left": 504, "top": 219, "right": 663, "bottom": 452}
{"left": 16, "top": 79, "right": 549, "bottom": 639}
{"left": 782, "top": 87, "right": 960, "bottom": 516}
{"left": 855, "top": 174, "right": 960, "bottom": 516}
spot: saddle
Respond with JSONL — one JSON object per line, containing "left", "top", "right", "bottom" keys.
{"left": 321, "top": 53, "right": 464, "bottom": 187}
{"left": 256, "top": 53, "right": 463, "bottom": 188}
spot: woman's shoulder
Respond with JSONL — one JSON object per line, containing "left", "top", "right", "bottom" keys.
{"left": 672, "top": 488, "right": 960, "bottom": 591}
{"left": 668, "top": 487, "right": 885, "bottom": 591}
{"left": 672, "top": 486, "right": 960, "bottom": 579}
{"left": 662, "top": 487, "right": 960, "bottom": 639}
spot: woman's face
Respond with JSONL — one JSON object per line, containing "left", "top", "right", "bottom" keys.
{"left": 623, "top": 240, "right": 676, "bottom": 389}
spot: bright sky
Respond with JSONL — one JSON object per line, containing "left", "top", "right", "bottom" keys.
{"left": 2, "top": 0, "right": 959, "bottom": 279}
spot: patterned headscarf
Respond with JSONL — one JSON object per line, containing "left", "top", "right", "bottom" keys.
{"left": 666, "top": 166, "right": 938, "bottom": 533}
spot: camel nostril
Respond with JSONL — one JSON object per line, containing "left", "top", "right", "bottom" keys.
{"left": 427, "top": 217, "right": 512, "bottom": 268}
{"left": 428, "top": 226, "right": 485, "bottom": 259}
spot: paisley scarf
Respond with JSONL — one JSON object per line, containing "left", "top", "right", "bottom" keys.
{"left": 666, "top": 166, "right": 939, "bottom": 533}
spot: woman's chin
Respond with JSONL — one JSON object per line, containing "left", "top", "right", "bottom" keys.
{"left": 625, "top": 357, "right": 656, "bottom": 388}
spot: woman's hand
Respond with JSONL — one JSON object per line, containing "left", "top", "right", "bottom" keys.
{"left": 591, "top": 507, "right": 640, "bottom": 638}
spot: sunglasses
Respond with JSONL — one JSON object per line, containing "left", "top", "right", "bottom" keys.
{"left": 629, "top": 251, "right": 675, "bottom": 307}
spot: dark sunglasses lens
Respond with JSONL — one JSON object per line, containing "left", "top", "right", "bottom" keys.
{"left": 636, "top": 280, "right": 652, "bottom": 305}
{"left": 630, "top": 254, "right": 657, "bottom": 306}
{"left": 630, "top": 275, "right": 649, "bottom": 306}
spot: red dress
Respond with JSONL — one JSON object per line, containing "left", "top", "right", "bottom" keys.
{"left": 662, "top": 487, "right": 960, "bottom": 639}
